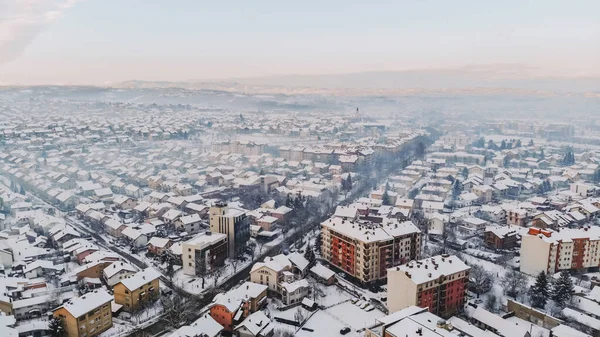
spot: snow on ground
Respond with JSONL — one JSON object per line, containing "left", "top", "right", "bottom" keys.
{"left": 464, "top": 248, "right": 502, "bottom": 261}
{"left": 171, "top": 250, "right": 258, "bottom": 294}
{"left": 98, "top": 319, "right": 136, "bottom": 337}
{"left": 295, "top": 310, "right": 361, "bottom": 337}
{"left": 171, "top": 258, "right": 250, "bottom": 294}
{"left": 458, "top": 249, "right": 535, "bottom": 308}
{"left": 314, "top": 283, "right": 354, "bottom": 308}
{"left": 116, "top": 300, "right": 164, "bottom": 326}
{"left": 324, "top": 301, "right": 384, "bottom": 331}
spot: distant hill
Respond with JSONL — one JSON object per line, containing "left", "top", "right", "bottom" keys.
{"left": 226, "top": 65, "right": 599, "bottom": 93}
{"left": 116, "top": 65, "right": 599, "bottom": 95}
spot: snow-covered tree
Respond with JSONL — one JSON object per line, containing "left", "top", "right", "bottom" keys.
{"left": 382, "top": 190, "right": 391, "bottom": 205}
{"left": 551, "top": 271, "right": 575, "bottom": 308}
{"left": 529, "top": 271, "right": 550, "bottom": 309}
{"left": 485, "top": 294, "right": 498, "bottom": 313}
{"left": 304, "top": 244, "right": 316, "bottom": 268}
{"left": 48, "top": 317, "right": 64, "bottom": 337}
{"left": 314, "top": 233, "right": 322, "bottom": 255}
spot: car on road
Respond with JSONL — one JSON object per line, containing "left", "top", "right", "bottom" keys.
{"left": 340, "top": 327, "right": 351, "bottom": 335}
{"left": 337, "top": 272, "right": 346, "bottom": 279}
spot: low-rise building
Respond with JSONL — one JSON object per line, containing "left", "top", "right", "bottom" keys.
{"left": 249, "top": 253, "right": 309, "bottom": 305}
{"left": 484, "top": 225, "right": 519, "bottom": 250}
{"left": 113, "top": 268, "right": 161, "bottom": 312}
{"left": 209, "top": 282, "right": 268, "bottom": 332}
{"left": 53, "top": 290, "right": 113, "bottom": 337}
{"left": 365, "top": 306, "right": 498, "bottom": 337}
{"left": 103, "top": 261, "right": 137, "bottom": 287}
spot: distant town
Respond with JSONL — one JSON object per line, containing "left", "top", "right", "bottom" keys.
{"left": 0, "top": 90, "right": 598, "bottom": 337}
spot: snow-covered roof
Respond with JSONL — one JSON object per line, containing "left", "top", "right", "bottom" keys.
{"left": 251, "top": 254, "right": 292, "bottom": 274}
{"left": 234, "top": 310, "right": 274, "bottom": 337}
{"left": 178, "top": 213, "right": 201, "bottom": 225}
{"left": 281, "top": 279, "right": 309, "bottom": 293}
{"left": 322, "top": 217, "right": 420, "bottom": 244}
{"left": 310, "top": 263, "right": 335, "bottom": 280}
{"left": 333, "top": 205, "right": 358, "bottom": 219}
{"left": 525, "top": 226, "right": 600, "bottom": 244}
{"left": 391, "top": 255, "right": 470, "bottom": 285}
{"left": 118, "top": 268, "right": 161, "bottom": 291}
{"left": 470, "top": 307, "right": 530, "bottom": 337}
{"left": 162, "top": 209, "right": 182, "bottom": 221}
{"left": 484, "top": 225, "right": 519, "bottom": 238}
{"left": 147, "top": 237, "right": 171, "bottom": 248}
{"left": 103, "top": 261, "right": 137, "bottom": 279}
{"left": 551, "top": 324, "right": 591, "bottom": 337}
{"left": 60, "top": 289, "right": 113, "bottom": 318}
{"left": 287, "top": 252, "right": 309, "bottom": 271}
{"left": 168, "top": 314, "right": 222, "bottom": 337}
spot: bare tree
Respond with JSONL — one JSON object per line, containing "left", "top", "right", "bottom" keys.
{"left": 469, "top": 264, "right": 493, "bottom": 298}
{"left": 160, "top": 293, "right": 198, "bottom": 329}
{"left": 502, "top": 270, "right": 528, "bottom": 299}
{"left": 247, "top": 241, "right": 257, "bottom": 261}
{"left": 212, "top": 266, "right": 224, "bottom": 287}
{"left": 230, "top": 242, "right": 248, "bottom": 273}
{"left": 273, "top": 329, "right": 295, "bottom": 337}
{"left": 257, "top": 240, "right": 266, "bottom": 257}
{"left": 294, "top": 307, "right": 305, "bottom": 325}
{"left": 308, "top": 277, "right": 325, "bottom": 303}
{"left": 194, "top": 251, "right": 209, "bottom": 289}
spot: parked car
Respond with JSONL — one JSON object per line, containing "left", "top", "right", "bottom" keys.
{"left": 340, "top": 327, "right": 351, "bottom": 335}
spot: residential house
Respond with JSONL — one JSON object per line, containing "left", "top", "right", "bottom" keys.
{"left": 113, "top": 268, "right": 161, "bottom": 312}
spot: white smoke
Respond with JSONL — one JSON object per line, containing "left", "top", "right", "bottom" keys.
{"left": 0, "top": 0, "right": 82, "bottom": 65}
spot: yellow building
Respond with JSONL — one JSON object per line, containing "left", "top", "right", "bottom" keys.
{"left": 113, "top": 268, "right": 161, "bottom": 312}
{"left": 53, "top": 290, "right": 113, "bottom": 337}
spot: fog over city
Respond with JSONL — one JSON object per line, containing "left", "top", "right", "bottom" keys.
{"left": 0, "top": 1, "right": 599, "bottom": 337}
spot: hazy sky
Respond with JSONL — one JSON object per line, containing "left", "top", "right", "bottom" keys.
{"left": 0, "top": 0, "right": 599, "bottom": 85}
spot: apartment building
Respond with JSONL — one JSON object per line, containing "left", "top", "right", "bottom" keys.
{"left": 387, "top": 255, "right": 470, "bottom": 318}
{"left": 182, "top": 231, "right": 228, "bottom": 276}
{"left": 113, "top": 268, "right": 161, "bottom": 312}
{"left": 209, "top": 202, "right": 250, "bottom": 257}
{"left": 321, "top": 217, "right": 421, "bottom": 284}
{"left": 520, "top": 226, "right": 600, "bottom": 276}
{"left": 53, "top": 290, "right": 113, "bottom": 337}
